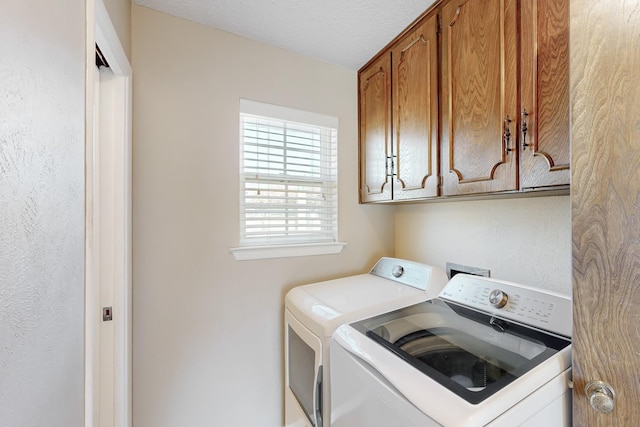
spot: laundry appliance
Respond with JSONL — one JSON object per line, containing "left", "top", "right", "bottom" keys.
{"left": 331, "top": 273, "right": 572, "bottom": 426}
{"left": 284, "top": 257, "right": 448, "bottom": 427}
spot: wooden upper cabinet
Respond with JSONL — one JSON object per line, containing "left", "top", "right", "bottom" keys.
{"left": 519, "top": 0, "right": 570, "bottom": 189}
{"left": 358, "top": 0, "right": 570, "bottom": 203}
{"left": 359, "top": 54, "right": 392, "bottom": 202}
{"left": 391, "top": 14, "right": 440, "bottom": 200}
{"left": 359, "top": 14, "right": 440, "bottom": 203}
{"left": 440, "top": 0, "right": 519, "bottom": 196}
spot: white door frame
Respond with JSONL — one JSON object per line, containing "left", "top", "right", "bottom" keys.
{"left": 85, "top": 1, "right": 132, "bottom": 426}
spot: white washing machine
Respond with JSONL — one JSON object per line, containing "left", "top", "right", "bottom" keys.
{"left": 284, "top": 257, "right": 448, "bottom": 427}
{"left": 330, "top": 273, "right": 573, "bottom": 426}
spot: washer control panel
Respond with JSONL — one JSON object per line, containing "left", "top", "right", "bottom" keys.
{"left": 440, "top": 274, "right": 572, "bottom": 337}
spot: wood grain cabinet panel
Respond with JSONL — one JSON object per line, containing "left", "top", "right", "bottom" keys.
{"left": 359, "top": 15, "right": 440, "bottom": 203}
{"left": 440, "top": 0, "right": 519, "bottom": 196}
{"left": 520, "top": 0, "right": 570, "bottom": 189}
{"left": 358, "top": 0, "right": 570, "bottom": 203}
{"left": 359, "top": 54, "right": 392, "bottom": 202}
{"left": 391, "top": 14, "right": 440, "bottom": 201}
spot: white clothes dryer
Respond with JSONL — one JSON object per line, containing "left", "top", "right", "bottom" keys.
{"left": 284, "top": 257, "right": 448, "bottom": 427}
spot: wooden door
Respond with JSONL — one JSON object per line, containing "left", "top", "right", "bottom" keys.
{"left": 571, "top": 0, "right": 640, "bottom": 424}
{"left": 391, "top": 14, "right": 440, "bottom": 201}
{"left": 359, "top": 54, "right": 392, "bottom": 203}
{"left": 440, "top": 0, "right": 518, "bottom": 196}
{"left": 520, "top": 0, "right": 570, "bottom": 189}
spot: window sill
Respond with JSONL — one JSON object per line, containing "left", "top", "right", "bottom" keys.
{"left": 230, "top": 242, "right": 347, "bottom": 261}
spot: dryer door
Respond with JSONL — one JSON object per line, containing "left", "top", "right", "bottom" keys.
{"left": 285, "top": 309, "right": 323, "bottom": 427}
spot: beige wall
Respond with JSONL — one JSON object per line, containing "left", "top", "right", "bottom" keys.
{"left": 395, "top": 196, "right": 572, "bottom": 294}
{"left": 131, "top": 5, "right": 394, "bottom": 426}
{"left": 102, "top": 0, "right": 132, "bottom": 61}
{"left": 131, "top": 5, "right": 572, "bottom": 425}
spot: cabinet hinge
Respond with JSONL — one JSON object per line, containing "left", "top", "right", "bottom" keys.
{"left": 438, "top": 175, "right": 443, "bottom": 188}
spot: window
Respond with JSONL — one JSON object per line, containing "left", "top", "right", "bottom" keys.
{"left": 231, "top": 99, "right": 345, "bottom": 260}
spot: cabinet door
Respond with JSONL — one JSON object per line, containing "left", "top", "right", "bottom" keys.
{"left": 440, "top": 0, "right": 519, "bottom": 196}
{"left": 520, "top": 0, "right": 570, "bottom": 189}
{"left": 359, "top": 54, "right": 392, "bottom": 203}
{"left": 391, "top": 14, "right": 440, "bottom": 200}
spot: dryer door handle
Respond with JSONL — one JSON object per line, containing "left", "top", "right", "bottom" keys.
{"left": 315, "top": 365, "right": 323, "bottom": 426}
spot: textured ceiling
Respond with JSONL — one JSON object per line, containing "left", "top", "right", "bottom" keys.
{"left": 133, "top": 0, "right": 437, "bottom": 70}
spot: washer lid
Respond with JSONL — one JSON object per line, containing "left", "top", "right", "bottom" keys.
{"left": 333, "top": 321, "right": 571, "bottom": 427}
{"left": 350, "top": 298, "right": 571, "bottom": 405}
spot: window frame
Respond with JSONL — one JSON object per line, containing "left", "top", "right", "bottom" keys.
{"left": 230, "top": 99, "right": 346, "bottom": 260}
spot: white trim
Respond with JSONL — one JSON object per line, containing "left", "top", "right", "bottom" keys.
{"left": 95, "top": 0, "right": 131, "bottom": 77}
{"left": 230, "top": 242, "right": 347, "bottom": 260}
{"left": 86, "top": 1, "right": 132, "bottom": 426}
{"left": 85, "top": 60, "right": 101, "bottom": 427}
{"left": 97, "top": 67, "right": 132, "bottom": 427}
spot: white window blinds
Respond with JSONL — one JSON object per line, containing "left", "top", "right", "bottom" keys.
{"left": 239, "top": 99, "right": 338, "bottom": 246}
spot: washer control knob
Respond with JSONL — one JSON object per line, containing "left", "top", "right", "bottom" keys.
{"left": 489, "top": 289, "right": 509, "bottom": 308}
{"left": 392, "top": 265, "right": 404, "bottom": 278}
{"left": 585, "top": 381, "right": 616, "bottom": 414}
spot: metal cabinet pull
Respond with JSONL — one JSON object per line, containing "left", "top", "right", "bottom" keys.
{"left": 386, "top": 155, "right": 396, "bottom": 177}
{"left": 521, "top": 109, "right": 530, "bottom": 151}
{"left": 504, "top": 115, "right": 513, "bottom": 156}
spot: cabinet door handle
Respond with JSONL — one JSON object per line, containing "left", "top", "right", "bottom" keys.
{"left": 386, "top": 155, "right": 396, "bottom": 177}
{"left": 521, "top": 109, "right": 530, "bottom": 151}
{"left": 504, "top": 115, "right": 513, "bottom": 156}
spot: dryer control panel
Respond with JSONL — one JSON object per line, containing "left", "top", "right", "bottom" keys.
{"left": 369, "top": 257, "right": 447, "bottom": 292}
